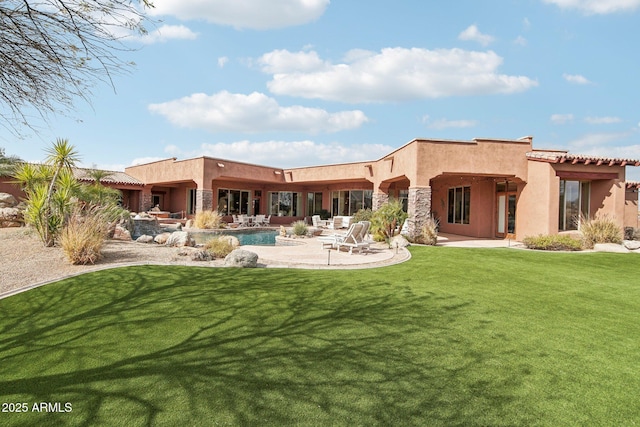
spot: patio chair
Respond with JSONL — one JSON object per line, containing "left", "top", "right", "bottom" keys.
{"left": 328, "top": 217, "right": 343, "bottom": 229}
{"left": 336, "top": 223, "right": 370, "bottom": 255}
{"left": 238, "top": 215, "right": 250, "bottom": 227}
{"left": 358, "top": 220, "right": 372, "bottom": 242}
{"left": 263, "top": 215, "right": 271, "bottom": 226}
{"left": 253, "top": 214, "right": 265, "bottom": 227}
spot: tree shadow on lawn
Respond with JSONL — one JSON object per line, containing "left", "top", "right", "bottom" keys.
{"left": 0, "top": 265, "right": 528, "bottom": 426}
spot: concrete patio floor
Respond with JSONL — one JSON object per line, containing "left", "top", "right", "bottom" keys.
{"left": 242, "top": 232, "right": 522, "bottom": 269}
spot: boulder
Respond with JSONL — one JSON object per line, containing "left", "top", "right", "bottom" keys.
{"left": 154, "top": 232, "right": 171, "bottom": 245}
{"left": 136, "top": 235, "right": 154, "bottom": 244}
{"left": 112, "top": 225, "right": 132, "bottom": 241}
{"left": 593, "top": 243, "right": 630, "bottom": 253}
{"left": 0, "top": 207, "right": 22, "bottom": 227}
{"left": 224, "top": 249, "right": 258, "bottom": 268}
{"left": 390, "top": 235, "right": 410, "bottom": 248}
{"left": 190, "top": 250, "right": 212, "bottom": 261}
{"left": 217, "top": 235, "right": 240, "bottom": 248}
{"left": 0, "top": 193, "right": 18, "bottom": 208}
{"left": 623, "top": 240, "right": 640, "bottom": 251}
{"left": 165, "top": 231, "right": 194, "bottom": 247}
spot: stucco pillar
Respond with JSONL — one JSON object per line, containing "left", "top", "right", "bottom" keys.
{"left": 407, "top": 186, "right": 432, "bottom": 238}
{"left": 196, "top": 189, "right": 213, "bottom": 212}
{"left": 372, "top": 192, "right": 389, "bottom": 210}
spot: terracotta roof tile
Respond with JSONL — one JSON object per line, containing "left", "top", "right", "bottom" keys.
{"left": 73, "top": 168, "right": 144, "bottom": 186}
{"left": 526, "top": 151, "right": 640, "bottom": 167}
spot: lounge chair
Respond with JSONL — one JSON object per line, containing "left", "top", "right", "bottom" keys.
{"left": 263, "top": 215, "right": 271, "bottom": 226}
{"left": 319, "top": 221, "right": 356, "bottom": 250}
{"left": 336, "top": 223, "right": 370, "bottom": 254}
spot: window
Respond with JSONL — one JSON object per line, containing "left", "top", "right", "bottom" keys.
{"left": 559, "top": 180, "right": 590, "bottom": 230}
{"left": 269, "top": 192, "right": 302, "bottom": 216}
{"left": 331, "top": 190, "right": 373, "bottom": 216}
{"left": 447, "top": 186, "right": 470, "bottom": 224}
{"left": 217, "top": 189, "right": 251, "bottom": 215}
{"left": 307, "top": 192, "right": 323, "bottom": 216}
{"left": 187, "top": 188, "right": 196, "bottom": 215}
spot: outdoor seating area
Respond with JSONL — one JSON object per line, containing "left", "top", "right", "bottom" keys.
{"left": 318, "top": 220, "right": 373, "bottom": 254}
{"left": 231, "top": 214, "right": 271, "bottom": 227}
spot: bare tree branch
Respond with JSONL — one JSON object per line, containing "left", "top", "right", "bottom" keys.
{"left": 0, "top": 1, "right": 153, "bottom": 137}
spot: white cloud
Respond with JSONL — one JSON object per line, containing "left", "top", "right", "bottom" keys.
{"left": 543, "top": 0, "right": 640, "bottom": 14}
{"left": 563, "top": 73, "right": 592, "bottom": 84}
{"left": 138, "top": 24, "right": 198, "bottom": 44}
{"left": 584, "top": 116, "right": 622, "bottom": 124}
{"left": 130, "top": 156, "right": 169, "bottom": 166}
{"left": 148, "top": 91, "right": 368, "bottom": 133}
{"left": 423, "top": 116, "right": 478, "bottom": 130}
{"left": 149, "top": 0, "right": 330, "bottom": 30}
{"left": 458, "top": 25, "right": 496, "bottom": 46}
{"left": 163, "top": 140, "right": 395, "bottom": 168}
{"left": 523, "top": 17, "right": 532, "bottom": 30}
{"left": 259, "top": 48, "right": 538, "bottom": 103}
{"left": 513, "top": 36, "right": 528, "bottom": 46}
{"left": 567, "top": 131, "right": 631, "bottom": 148}
{"left": 551, "top": 113, "right": 575, "bottom": 124}
{"left": 217, "top": 57, "right": 229, "bottom": 68}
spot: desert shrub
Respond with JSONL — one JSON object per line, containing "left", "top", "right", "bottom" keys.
{"left": 371, "top": 201, "right": 408, "bottom": 244}
{"left": 522, "top": 234, "right": 583, "bottom": 251}
{"left": 59, "top": 206, "right": 110, "bottom": 264}
{"left": 205, "top": 237, "right": 235, "bottom": 258}
{"left": 418, "top": 216, "right": 439, "bottom": 245}
{"left": 579, "top": 215, "right": 622, "bottom": 248}
{"left": 291, "top": 220, "right": 308, "bottom": 236}
{"left": 194, "top": 210, "right": 222, "bottom": 229}
{"left": 352, "top": 208, "right": 373, "bottom": 223}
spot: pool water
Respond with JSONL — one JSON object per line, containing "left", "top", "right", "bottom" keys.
{"left": 191, "top": 229, "right": 278, "bottom": 246}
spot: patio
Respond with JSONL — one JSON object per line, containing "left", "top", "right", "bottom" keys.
{"left": 243, "top": 232, "right": 522, "bottom": 269}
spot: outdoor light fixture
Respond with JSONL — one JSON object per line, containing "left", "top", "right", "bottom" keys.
{"left": 274, "top": 170, "right": 282, "bottom": 175}
{"left": 217, "top": 163, "right": 225, "bottom": 168}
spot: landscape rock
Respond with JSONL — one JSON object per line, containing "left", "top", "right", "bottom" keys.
{"left": 593, "top": 243, "right": 630, "bottom": 253}
{"left": 217, "top": 235, "right": 240, "bottom": 248}
{"left": 0, "top": 193, "right": 18, "bottom": 208}
{"left": 112, "top": 225, "right": 132, "bottom": 241}
{"left": 165, "top": 231, "right": 194, "bottom": 247}
{"left": 136, "top": 235, "right": 154, "bottom": 244}
{"left": 190, "top": 250, "right": 212, "bottom": 261}
{"left": 154, "top": 232, "right": 171, "bottom": 245}
{"left": 224, "top": 249, "right": 258, "bottom": 268}
{"left": 623, "top": 240, "right": 640, "bottom": 250}
{"left": 0, "top": 207, "right": 22, "bottom": 227}
{"left": 390, "top": 235, "right": 410, "bottom": 248}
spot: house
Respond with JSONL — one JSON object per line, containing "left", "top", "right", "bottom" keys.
{"left": 122, "top": 136, "right": 640, "bottom": 240}
{"left": 2, "top": 136, "right": 639, "bottom": 239}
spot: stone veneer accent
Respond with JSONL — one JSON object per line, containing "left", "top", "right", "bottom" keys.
{"left": 372, "top": 192, "right": 389, "bottom": 210}
{"left": 196, "top": 189, "right": 214, "bottom": 212}
{"left": 406, "top": 186, "right": 432, "bottom": 238}
{"left": 141, "top": 193, "right": 153, "bottom": 212}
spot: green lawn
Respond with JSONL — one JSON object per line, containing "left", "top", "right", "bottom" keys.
{"left": 1, "top": 247, "right": 639, "bottom": 426}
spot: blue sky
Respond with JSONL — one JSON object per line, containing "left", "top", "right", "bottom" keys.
{"left": 2, "top": 0, "right": 640, "bottom": 180}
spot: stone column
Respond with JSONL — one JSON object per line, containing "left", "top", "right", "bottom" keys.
{"left": 407, "top": 186, "right": 432, "bottom": 238}
{"left": 140, "top": 186, "right": 153, "bottom": 212}
{"left": 372, "top": 192, "right": 389, "bottom": 210}
{"left": 196, "top": 189, "right": 214, "bottom": 213}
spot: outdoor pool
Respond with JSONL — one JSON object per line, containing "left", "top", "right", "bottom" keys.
{"left": 190, "top": 228, "right": 278, "bottom": 246}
